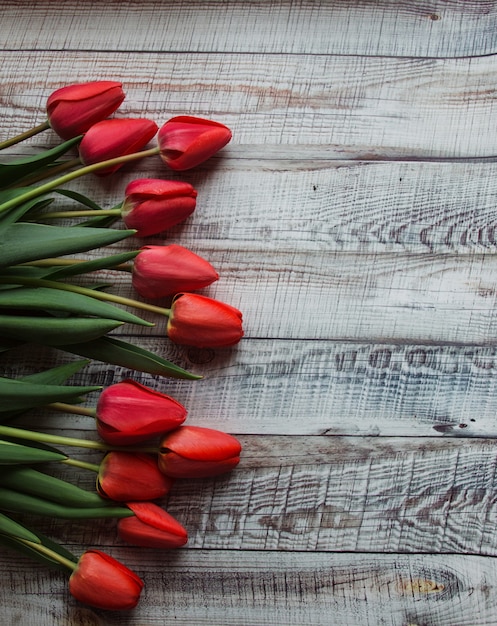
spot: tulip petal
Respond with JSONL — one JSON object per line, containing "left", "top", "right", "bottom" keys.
{"left": 119, "top": 502, "right": 188, "bottom": 548}
{"left": 161, "top": 426, "right": 242, "bottom": 461}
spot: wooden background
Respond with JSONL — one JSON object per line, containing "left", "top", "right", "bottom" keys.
{"left": 1, "top": 1, "right": 497, "bottom": 624}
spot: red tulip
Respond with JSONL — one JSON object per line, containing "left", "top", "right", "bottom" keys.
{"left": 158, "top": 425, "right": 242, "bottom": 478}
{"left": 166, "top": 292, "right": 243, "bottom": 348}
{"left": 96, "top": 379, "right": 187, "bottom": 445}
{"left": 47, "top": 81, "right": 125, "bottom": 140}
{"left": 118, "top": 502, "right": 188, "bottom": 549}
{"left": 132, "top": 244, "right": 219, "bottom": 299}
{"left": 79, "top": 118, "right": 158, "bottom": 176}
{"left": 97, "top": 451, "right": 174, "bottom": 501}
{"left": 158, "top": 115, "right": 232, "bottom": 171}
{"left": 69, "top": 549, "right": 143, "bottom": 610}
{"left": 121, "top": 178, "right": 197, "bottom": 237}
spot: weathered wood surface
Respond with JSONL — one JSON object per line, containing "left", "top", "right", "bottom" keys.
{"left": 1, "top": 1, "right": 497, "bottom": 625}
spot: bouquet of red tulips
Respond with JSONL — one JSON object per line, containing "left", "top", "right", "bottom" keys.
{"left": 0, "top": 81, "right": 244, "bottom": 610}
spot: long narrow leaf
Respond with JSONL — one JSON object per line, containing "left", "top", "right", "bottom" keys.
{"left": 0, "top": 467, "right": 111, "bottom": 509}
{"left": 0, "top": 511, "right": 41, "bottom": 543}
{"left": 0, "top": 528, "right": 78, "bottom": 572}
{"left": 0, "top": 487, "right": 133, "bottom": 519}
{"left": 0, "top": 376, "right": 99, "bottom": 412}
{"left": 0, "top": 314, "right": 123, "bottom": 345}
{"left": 0, "top": 195, "right": 54, "bottom": 227}
{"left": 0, "top": 440, "right": 67, "bottom": 464}
{"left": 45, "top": 250, "right": 139, "bottom": 279}
{"left": 0, "top": 223, "right": 135, "bottom": 268}
{"left": 0, "top": 136, "right": 81, "bottom": 188}
{"left": 19, "top": 360, "right": 89, "bottom": 386}
{"left": 60, "top": 335, "right": 202, "bottom": 380}
{"left": 0, "top": 286, "right": 152, "bottom": 326}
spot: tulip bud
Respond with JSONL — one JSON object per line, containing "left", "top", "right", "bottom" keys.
{"left": 158, "top": 115, "right": 232, "bottom": 171}
{"left": 97, "top": 451, "right": 174, "bottom": 501}
{"left": 96, "top": 379, "right": 187, "bottom": 445}
{"left": 159, "top": 425, "right": 242, "bottom": 478}
{"left": 166, "top": 293, "right": 243, "bottom": 348}
{"left": 118, "top": 502, "right": 188, "bottom": 549}
{"left": 47, "top": 81, "right": 125, "bottom": 140}
{"left": 79, "top": 118, "right": 158, "bottom": 176}
{"left": 69, "top": 549, "right": 144, "bottom": 610}
{"left": 121, "top": 178, "right": 197, "bottom": 237}
{"left": 132, "top": 244, "right": 219, "bottom": 299}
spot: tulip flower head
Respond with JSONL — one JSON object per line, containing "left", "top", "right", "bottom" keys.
{"left": 121, "top": 178, "right": 197, "bottom": 237}
{"left": 69, "top": 549, "right": 144, "bottom": 610}
{"left": 79, "top": 118, "right": 158, "bottom": 175}
{"left": 158, "top": 115, "right": 232, "bottom": 171}
{"left": 159, "top": 425, "right": 242, "bottom": 478}
{"left": 96, "top": 379, "right": 187, "bottom": 445}
{"left": 97, "top": 451, "right": 174, "bottom": 501}
{"left": 166, "top": 292, "right": 244, "bottom": 348}
{"left": 132, "top": 244, "right": 219, "bottom": 299}
{"left": 47, "top": 81, "right": 125, "bottom": 140}
{"left": 118, "top": 502, "right": 188, "bottom": 549}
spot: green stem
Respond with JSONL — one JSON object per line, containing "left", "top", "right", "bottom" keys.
{"left": 0, "top": 275, "right": 171, "bottom": 317}
{"left": 0, "top": 424, "right": 157, "bottom": 453}
{"left": 48, "top": 402, "right": 97, "bottom": 417}
{"left": 0, "top": 145, "right": 160, "bottom": 215}
{"left": 0, "top": 121, "right": 51, "bottom": 150}
{"left": 18, "top": 538, "right": 77, "bottom": 572}
{"left": 62, "top": 458, "right": 100, "bottom": 472}
{"left": 40, "top": 208, "right": 122, "bottom": 220}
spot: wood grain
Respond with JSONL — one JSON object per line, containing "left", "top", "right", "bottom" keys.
{"left": 0, "top": 550, "right": 495, "bottom": 625}
{"left": 1, "top": 0, "right": 496, "bottom": 58}
{"left": 1, "top": 1, "right": 497, "bottom": 624}
{"left": 1, "top": 52, "right": 497, "bottom": 158}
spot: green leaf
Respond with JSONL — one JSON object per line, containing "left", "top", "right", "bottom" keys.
{"left": 0, "top": 486, "right": 133, "bottom": 519}
{"left": 19, "top": 360, "right": 89, "bottom": 386}
{"left": 45, "top": 250, "right": 139, "bottom": 280}
{"left": 0, "top": 194, "right": 54, "bottom": 227}
{"left": 60, "top": 336, "right": 202, "bottom": 380}
{"left": 0, "top": 314, "right": 123, "bottom": 345}
{"left": 0, "top": 466, "right": 111, "bottom": 509}
{"left": 0, "top": 526, "right": 78, "bottom": 572}
{"left": 0, "top": 511, "right": 41, "bottom": 543}
{"left": 0, "top": 440, "right": 67, "bottom": 464}
{"left": 0, "top": 223, "right": 135, "bottom": 268}
{"left": 0, "top": 136, "right": 81, "bottom": 188}
{"left": 0, "top": 376, "right": 100, "bottom": 412}
{"left": 54, "top": 188, "right": 103, "bottom": 211}
{"left": 0, "top": 286, "right": 152, "bottom": 326}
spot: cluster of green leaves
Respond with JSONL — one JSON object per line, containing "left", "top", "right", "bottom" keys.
{"left": 0, "top": 138, "right": 198, "bottom": 379}
{"left": 0, "top": 134, "right": 197, "bottom": 571}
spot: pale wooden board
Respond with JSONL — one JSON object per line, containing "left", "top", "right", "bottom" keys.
{"left": 0, "top": 551, "right": 495, "bottom": 625}
{"left": 1, "top": 52, "right": 497, "bottom": 157}
{"left": 9, "top": 434, "right": 497, "bottom": 557}
{"left": 1, "top": 0, "right": 496, "bottom": 58}
{"left": 6, "top": 338, "right": 497, "bottom": 437}
{"left": 0, "top": 1, "right": 496, "bottom": 625}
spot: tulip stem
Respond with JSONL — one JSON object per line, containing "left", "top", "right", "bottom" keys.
{"left": 39, "top": 208, "right": 122, "bottom": 220}
{"left": 48, "top": 402, "right": 97, "bottom": 418}
{"left": 62, "top": 458, "right": 100, "bottom": 472}
{"left": 0, "top": 425, "right": 158, "bottom": 454}
{"left": 0, "top": 146, "right": 160, "bottom": 215}
{"left": 0, "top": 275, "right": 171, "bottom": 317}
{"left": 0, "top": 120, "right": 51, "bottom": 150}
{"left": 18, "top": 538, "right": 77, "bottom": 572}
{"left": 0, "top": 424, "right": 110, "bottom": 451}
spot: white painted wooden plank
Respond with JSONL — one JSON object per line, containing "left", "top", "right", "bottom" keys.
{"left": 14, "top": 160, "right": 497, "bottom": 256}
{"left": 23, "top": 248, "right": 497, "bottom": 345}
{"left": 4, "top": 435, "right": 497, "bottom": 555}
{"left": 1, "top": 52, "right": 497, "bottom": 157}
{"left": 1, "top": 0, "right": 495, "bottom": 58}
{"left": 0, "top": 550, "right": 495, "bottom": 625}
